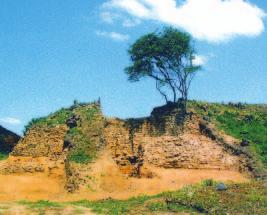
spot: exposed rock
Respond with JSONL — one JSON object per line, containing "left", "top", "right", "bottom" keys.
{"left": 240, "top": 139, "right": 250, "bottom": 147}
{"left": 66, "top": 115, "right": 81, "bottom": 128}
{"left": 216, "top": 183, "right": 227, "bottom": 191}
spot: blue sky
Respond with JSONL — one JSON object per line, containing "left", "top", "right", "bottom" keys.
{"left": 0, "top": 0, "right": 266, "bottom": 134}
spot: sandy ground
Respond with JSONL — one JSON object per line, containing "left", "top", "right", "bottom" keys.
{"left": 0, "top": 151, "right": 249, "bottom": 202}
{"left": 70, "top": 150, "right": 249, "bottom": 201}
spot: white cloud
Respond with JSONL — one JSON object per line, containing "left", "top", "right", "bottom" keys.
{"left": 100, "top": 10, "right": 141, "bottom": 27}
{"left": 96, "top": 31, "right": 130, "bottom": 41}
{"left": 102, "top": 0, "right": 266, "bottom": 42}
{"left": 193, "top": 55, "right": 208, "bottom": 66}
{"left": 0, "top": 117, "right": 21, "bottom": 125}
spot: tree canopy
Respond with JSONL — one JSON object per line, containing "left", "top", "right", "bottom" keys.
{"left": 125, "top": 27, "right": 201, "bottom": 109}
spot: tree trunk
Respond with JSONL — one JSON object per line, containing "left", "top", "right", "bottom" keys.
{"left": 156, "top": 81, "right": 168, "bottom": 104}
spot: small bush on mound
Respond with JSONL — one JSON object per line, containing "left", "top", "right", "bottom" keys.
{"left": 202, "top": 179, "right": 214, "bottom": 187}
{"left": 68, "top": 149, "right": 92, "bottom": 164}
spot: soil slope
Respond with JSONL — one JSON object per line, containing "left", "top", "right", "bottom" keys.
{"left": 0, "top": 101, "right": 255, "bottom": 201}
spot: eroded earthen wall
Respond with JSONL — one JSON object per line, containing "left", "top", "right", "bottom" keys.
{"left": 104, "top": 107, "right": 248, "bottom": 176}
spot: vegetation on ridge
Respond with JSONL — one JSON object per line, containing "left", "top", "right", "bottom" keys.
{"left": 23, "top": 101, "right": 104, "bottom": 164}
{"left": 190, "top": 101, "right": 267, "bottom": 167}
{"left": 125, "top": 27, "right": 201, "bottom": 113}
{"left": 0, "top": 152, "right": 8, "bottom": 160}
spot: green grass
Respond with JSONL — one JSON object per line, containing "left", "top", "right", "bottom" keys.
{"left": 165, "top": 181, "right": 267, "bottom": 215}
{"left": 23, "top": 101, "right": 104, "bottom": 164}
{"left": 65, "top": 106, "right": 100, "bottom": 164}
{"left": 71, "top": 195, "right": 174, "bottom": 215}
{"left": 24, "top": 108, "right": 73, "bottom": 134}
{"left": 68, "top": 148, "right": 93, "bottom": 164}
{"left": 189, "top": 101, "right": 267, "bottom": 167}
{"left": 18, "top": 200, "right": 62, "bottom": 208}
{"left": 17, "top": 181, "right": 267, "bottom": 215}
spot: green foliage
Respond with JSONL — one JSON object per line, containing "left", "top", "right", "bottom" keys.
{"left": 24, "top": 101, "right": 101, "bottom": 134}
{"left": 125, "top": 27, "right": 200, "bottom": 103}
{"left": 165, "top": 182, "right": 267, "bottom": 215}
{"left": 189, "top": 101, "right": 267, "bottom": 167}
{"left": 72, "top": 196, "right": 155, "bottom": 215}
{"left": 24, "top": 108, "right": 73, "bottom": 134}
{"left": 24, "top": 102, "right": 103, "bottom": 164}
{"left": 18, "top": 200, "right": 62, "bottom": 208}
{"left": 17, "top": 182, "right": 267, "bottom": 214}
{"left": 147, "top": 201, "right": 169, "bottom": 212}
{"left": 66, "top": 126, "right": 97, "bottom": 164}
{"left": 202, "top": 179, "right": 214, "bottom": 187}
{"left": 65, "top": 105, "right": 101, "bottom": 164}
{"left": 0, "top": 151, "right": 8, "bottom": 160}
{"left": 216, "top": 110, "right": 267, "bottom": 165}
{"left": 68, "top": 148, "right": 92, "bottom": 164}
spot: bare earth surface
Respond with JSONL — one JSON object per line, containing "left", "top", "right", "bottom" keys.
{"left": 0, "top": 151, "right": 249, "bottom": 202}
{"left": 0, "top": 203, "right": 95, "bottom": 215}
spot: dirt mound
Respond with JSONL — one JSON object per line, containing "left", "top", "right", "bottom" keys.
{"left": 0, "top": 101, "right": 256, "bottom": 201}
{"left": 104, "top": 106, "right": 252, "bottom": 177}
{"left": 71, "top": 150, "right": 248, "bottom": 201}
{"left": 0, "top": 150, "right": 248, "bottom": 202}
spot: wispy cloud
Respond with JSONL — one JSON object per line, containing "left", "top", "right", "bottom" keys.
{"left": 100, "top": 11, "right": 140, "bottom": 27}
{"left": 102, "top": 0, "right": 266, "bottom": 42}
{"left": 122, "top": 18, "right": 141, "bottom": 27}
{"left": 96, "top": 30, "right": 130, "bottom": 41}
{"left": 0, "top": 117, "right": 21, "bottom": 125}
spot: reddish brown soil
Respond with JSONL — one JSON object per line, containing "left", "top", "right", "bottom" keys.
{"left": 0, "top": 149, "right": 249, "bottom": 202}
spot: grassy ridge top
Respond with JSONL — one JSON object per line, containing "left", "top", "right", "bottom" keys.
{"left": 24, "top": 101, "right": 101, "bottom": 133}
{"left": 189, "top": 101, "right": 267, "bottom": 167}
{"left": 23, "top": 101, "right": 104, "bottom": 164}
{"left": 23, "top": 100, "right": 267, "bottom": 167}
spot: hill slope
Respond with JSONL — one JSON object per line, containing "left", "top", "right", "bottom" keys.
{"left": 0, "top": 100, "right": 265, "bottom": 214}
{"left": 0, "top": 125, "right": 20, "bottom": 159}
{"left": 190, "top": 101, "right": 267, "bottom": 171}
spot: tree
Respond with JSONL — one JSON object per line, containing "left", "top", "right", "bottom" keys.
{"left": 125, "top": 27, "right": 201, "bottom": 112}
